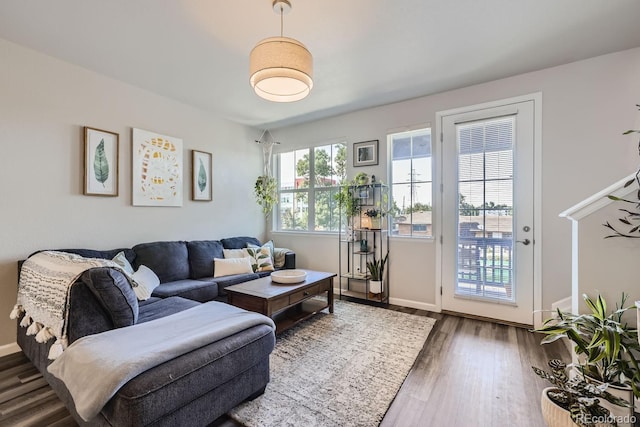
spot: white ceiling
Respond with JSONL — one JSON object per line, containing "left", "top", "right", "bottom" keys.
{"left": 1, "top": 0, "right": 640, "bottom": 129}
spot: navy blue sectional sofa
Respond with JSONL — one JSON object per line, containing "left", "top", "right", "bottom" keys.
{"left": 16, "top": 236, "right": 295, "bottom": 426}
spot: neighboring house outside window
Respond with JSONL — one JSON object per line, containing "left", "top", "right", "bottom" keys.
{"left": 275, "top": 143, "right": 346, "bottom": 232}
{"left": 412, "top": 224, "right": 428, "bottom": 232}
{"left": 389, "top": 128, "right": 433, "bottom": 238}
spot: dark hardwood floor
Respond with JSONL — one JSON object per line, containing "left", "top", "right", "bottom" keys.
{"left": 380, "top": 308, "right": 569, "bottom": 427}
{"left": 0, "top": 352, "right": 75, "bottom": 426}
{"left": 0, "top": 308, "right": 568, "bottom": 427}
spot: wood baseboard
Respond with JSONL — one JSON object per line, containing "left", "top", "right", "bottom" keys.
{"left": 334, "top": 288, "right": 441, "bottom": 313}
{"left": 389, "top": 297, "right": 440, "bottom": 313}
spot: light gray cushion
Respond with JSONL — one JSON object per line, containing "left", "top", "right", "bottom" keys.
{"left": 112, "top": 251, "right": 135, "bottom": 275}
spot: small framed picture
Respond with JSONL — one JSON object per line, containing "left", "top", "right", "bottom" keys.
{"left": 84, "top": 127, "right": 119, "bottom": 196}
{"left": 192, "top": 150, "right": 212, "bottom": 201}
{"left": 353, "top": 140, "right": 378, "bottom": 167}
{"left": 358, "top": 188, "right": 369, "bottom": 199}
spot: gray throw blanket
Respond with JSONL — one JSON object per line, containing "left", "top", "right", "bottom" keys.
{"left": 47, "top": 301, "right": 275, "bottom": 421}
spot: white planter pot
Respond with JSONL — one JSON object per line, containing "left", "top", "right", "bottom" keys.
{"left": 540, "top": 388, "right": 575, "bottom": 427}
{"left": 585, "top": 376, "right": 635, "bottom": 427}
{"left": 370, "top": 217, "right": 381, "bottom": 229}
{"left": 369, "top": 280, "right": 382, "bottom": 294}
{"left": 540, "top": 387, "right": 609, "bottom": 427}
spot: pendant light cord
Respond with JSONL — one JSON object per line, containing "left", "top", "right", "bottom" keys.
{"left": 280, "top": 5, "right": 284, "bottom": 37}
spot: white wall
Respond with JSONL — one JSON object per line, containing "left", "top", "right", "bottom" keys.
{"left": 0, "top": 38, "right": 264, "bottom": 345}
{"left": 269, "top": 47, "right": 640, "bottom": 315}
{"left": 577, "top": 203, "right": 640, "bottom": 324}
{"left": 2, "top": 39, "right": 639, "bottom": 346}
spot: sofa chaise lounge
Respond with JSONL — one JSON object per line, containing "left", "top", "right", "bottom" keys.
{"left": 16, "top": 236, "right": 294, "bottom": 426}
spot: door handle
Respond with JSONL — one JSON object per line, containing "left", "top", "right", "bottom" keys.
{"left": 516, "top": 239, "right": 531, "bottom": 245}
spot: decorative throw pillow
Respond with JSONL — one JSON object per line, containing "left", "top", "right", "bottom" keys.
{"left": 112, "top": 251, "right": 139, "bottom": 293}
{"left": 214, "top": 257, "right": 254, "bottom": 277}
{"left": 131, "top": 265, "right": 160, "bottom": 301}
{"left": 273, "top": 247, "right": 291, "bottom": 268}
{"left": 243, "top": 247, "right": 275, "bottom": 273}
{"left": 223, "top": 248, "right": 247, "bottom": 259}
{"left": 112, "top": 251, "right": 135, "bottom": 275}
{"left": 247, "top": 240, "right": 275, "bottom": 260}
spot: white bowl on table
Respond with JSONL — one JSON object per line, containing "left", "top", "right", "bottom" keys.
{"left": 271, "top": 269, "right": 307, "bottom": 284}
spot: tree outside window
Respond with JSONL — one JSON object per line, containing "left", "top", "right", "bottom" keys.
{"left": 276, "top": 143, "right": 346, "bottom": 232}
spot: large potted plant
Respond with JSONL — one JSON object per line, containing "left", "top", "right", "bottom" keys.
{"left": 534, "top": 293, "right": 640, "bottom": 423}
{"left": 533, "top": 359, "right": 630, "bottom": 427}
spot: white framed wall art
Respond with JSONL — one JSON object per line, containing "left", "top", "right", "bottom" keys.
{"left": 132, "top": 128, "right": 183, "bottom": 207}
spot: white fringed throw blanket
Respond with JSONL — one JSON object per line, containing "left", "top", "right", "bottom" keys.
{"left": 10, "top": 250, "right": 123, "bottom": 359}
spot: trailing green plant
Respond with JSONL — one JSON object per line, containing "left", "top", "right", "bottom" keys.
{"left": 532, "top": 359, "right": 631, "bottom": 426}
{"left": 604, "top": 104, "right": 640, "bottom": 238}
{"left": 254, "top": 175, "right": 277, "bottom": 216}
{"left": 334, "top": 183, "right": 361, "bottom": 218}
{"left": 534, "top": 293, "right": 640, "bottom": 397}
{"left": 366, "top": 252, "right": 388, "bottom": 281}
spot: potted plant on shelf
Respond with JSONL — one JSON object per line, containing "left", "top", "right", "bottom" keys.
{"left": 354, "top": 172, "right": 369, "bottom": 186}
{"left": 364, "top": 208, "right": 384, "bottom": 229}
{"left": 533, "top": 359, "right": 631, "bottom": 427}
{"left": 366, "top": 252, "right": 388, "bottom": 294}
{"left": 335, "top": 183, "right": 360, "bottom": 236}
{"left": 335, "top": 185, "right": 360, "bottom": 217}
{"left": 534, "top": 293, "right": 640, "bottom": 423}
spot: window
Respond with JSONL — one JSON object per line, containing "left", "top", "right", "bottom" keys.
{"left": 275, "top": 143, "right": 346, "bottom": 231}
{"left": 389, "top": 128, "right": 433, "bottom": 237}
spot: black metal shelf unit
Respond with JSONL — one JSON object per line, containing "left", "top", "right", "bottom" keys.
{"left": 338, "top": 183, "right": 389, "bottom": 305}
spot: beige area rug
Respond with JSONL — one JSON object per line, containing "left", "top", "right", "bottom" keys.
{"left": 228, "top": 299, "right": 436, "bottom": 427}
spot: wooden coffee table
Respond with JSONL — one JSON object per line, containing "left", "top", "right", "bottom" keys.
{"left": 225, "top": 269, "right": 335, "bottom": 334}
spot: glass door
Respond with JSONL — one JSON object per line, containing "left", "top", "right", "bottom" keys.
{"left": 441, "top": 100, "right": 535, "bottom": 325}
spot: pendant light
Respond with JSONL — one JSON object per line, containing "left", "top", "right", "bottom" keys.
{"left": 249, "top": 0, "right": 313, "bottom": 102}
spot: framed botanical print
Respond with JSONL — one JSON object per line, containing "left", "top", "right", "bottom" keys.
{"left": 353, "top": 140, "right": 379, "bottom": 167}
{"left": 84, "top": 126, "right": 119, "bottom": 196}
{"left": 192, "top": 150, "right": 212, "bottom": 201}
